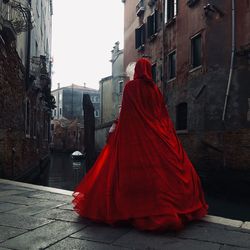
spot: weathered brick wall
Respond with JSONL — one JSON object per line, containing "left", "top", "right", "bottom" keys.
{"left": 0, "top": 35, "right": 50, "bottom": 179}
{"left": 179, "top": 129, "right": 250, "bottom": 171}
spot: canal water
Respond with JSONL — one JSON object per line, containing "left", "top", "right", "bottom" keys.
{"left": 38, "top": 151, "right": 85, "bottom": 191}
{"left": 38, "top": 152, "right": 250, "bottom": 221}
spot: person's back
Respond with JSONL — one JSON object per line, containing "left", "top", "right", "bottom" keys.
{"left": 72, "top": 58, "right": 208, "bottom": 231}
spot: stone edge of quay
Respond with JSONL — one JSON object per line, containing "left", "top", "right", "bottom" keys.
{"left": 1, "top": 178, "right": 249, "bottom": 230}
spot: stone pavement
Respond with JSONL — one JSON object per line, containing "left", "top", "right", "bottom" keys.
{"left": 0, "top": 179, "right": 250, "bottom": 250}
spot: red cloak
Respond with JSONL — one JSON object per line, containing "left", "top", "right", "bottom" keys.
{"left": 73, "top": 58, "right": 208, "bottom": 231}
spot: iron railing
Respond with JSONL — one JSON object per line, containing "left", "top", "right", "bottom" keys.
{"left": 0, "top": 0, "right": 33, "bottom": 34}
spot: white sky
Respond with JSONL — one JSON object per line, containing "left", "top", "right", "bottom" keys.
{"left": 51, "top": 0, "right": 124, "bottom": 91}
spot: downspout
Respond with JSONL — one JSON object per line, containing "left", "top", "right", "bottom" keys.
{"left": 162, "top": 0, "right": 166, "bottom": 97}
{"left": 221, "top": 0, "right": 235, "bottom": 168}
{"left": 222, "top": 0, "right": 235, "bottom": 122}
{"left": 25, "top": 0, "right": 32, "bottom": 90}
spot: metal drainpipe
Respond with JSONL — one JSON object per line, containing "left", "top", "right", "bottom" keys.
{"left": 221, "top": 0, "right": 235, "bottom": 168}
{"left": 162, "top": 0, "right": 166, "bottom": 97}
{"left": 25, "top": 0, "right": 32, "bottom": 90}
{"left": 222, "top": 0, "right": 235, "bottom": 122}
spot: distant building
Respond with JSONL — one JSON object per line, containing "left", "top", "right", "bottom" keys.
{"left": 96, "top": 42, "right": 126, "bottom": 151}
{"left": 51, "top": 84, "right": 100, "bottom": 123}
{"left": 99, "top": 42, "right": 125, "bottom": 124}
{"left": 50, "top": 84, "right": 100, "bottom": 152}
{"left": 99, "top": 76, "right": 113, "bottom": 123}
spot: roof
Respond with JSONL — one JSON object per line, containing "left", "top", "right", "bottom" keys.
{"left": 51, "top": 83, "right": 99, "bottom": 93}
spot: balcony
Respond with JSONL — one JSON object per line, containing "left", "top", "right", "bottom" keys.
{"left": 136, "top": 0, "right": 145, "bottom": 16}
{"left": 0, "top": 0, "right": 34, "bottom": 35}
{"left": 30, "top": 55, "right": 52, "bottom": 89}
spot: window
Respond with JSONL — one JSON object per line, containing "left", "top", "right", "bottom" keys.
{"left": 119, "top": 81, "right": 123, "bottom": 94}
{"left": 135, "top": 24, "right": 146, "bottom": 50}
{"left": 191, "top": 34, "right": 202, "bottom": 68}
{"left": 168, "top": 50, "right": 176, "bottom": 79}
{"left": 59, "top": 108, "right": 62, "bottom": 116}
{"left": 151, "top": 63, "right": 157, "bottom": 83}
{"left": 33, "top": 109, "right": 37, "bottom": 138}
{"left": 25, "top": 99, "right": 31, "bottom": 136}
{"left": 165, "top": 0, "right": 178, "bottom": 23}
{"left": 136, "top": 0, "right": 145, "bottom": 16}
{"left": 176, "top": 103, "right": 187, "bottom": 130}
{"left": 94, "top": 110, "right": 100, "bottom": 118}
{"left": 147, "top": 10, "right": 158, "bottom": 39}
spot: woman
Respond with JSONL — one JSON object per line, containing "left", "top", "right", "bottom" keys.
{"left": 72, "top": 58, "right": 208, "bottom": 231}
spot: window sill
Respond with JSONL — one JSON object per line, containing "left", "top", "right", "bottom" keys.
{"left": 176, "top": 129, "right": 188, "bottom": 134}
{"left": 167, "top": 77, "right": 176, "bottom": 83}
{"left": 165, "top": 16, "right": 176, "bottom": 27}
{"left": 189, "top": 65, "right": 202, "bottom": 73}
{"left": 136, "top": 44, "right": 145, "bottom": 52}
{"left": 148, "top": 33, "right": 158, "bottom": 42}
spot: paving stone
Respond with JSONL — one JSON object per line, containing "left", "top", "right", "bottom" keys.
{"left": 203, "top": 215, "right": 243, "bottom": 228}
{"left": 113, "top": 229, "right": 220, "bottom": 250}
{"left": 7, "top": 200, "right": 66, "bottom": 216}
{"left": 176, "top": 224, "right": 250, "bottom": 248}
{"left": 0, "top": 225, "right": 27, "bottom": 243}
{"left": 47, "top": 237, "right": 130, "bottom": 250}
{"left": 34, "top": 208, "right": 91, "bottom": 224}
{"left": 0, "top": 195, "right": 45, "bottom": 205}
{"left": 71, "top": 224, "right": 131, "bottom": 244}
{"left": 1, "top": 221, "right": 85, "bottom": 250}
{"left": 28, "top": 191, "right": 73, "bottom": 202}
{"left": 0, "top": 184, "right": 33, "bottom": 191}
{"left": 0, "top": 202, "right": 27, "bottom": 212}
{"left": 220, "top": 245, "right": 250, "bottom": 250}
{"left": 58, "top": 203, "right": 74, "bottom": 210}
{"left": 0, "top": 190, "right": 35, "bottom": 197}
{"left": 0, "top": 213, "right": 53, "bottom": 230}
{"left": 241, "top": 221, "right": 250, "bottom": 230}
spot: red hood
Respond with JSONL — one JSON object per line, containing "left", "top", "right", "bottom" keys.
{"left": 133, "top": 58, "right": 153, "bottom": 82}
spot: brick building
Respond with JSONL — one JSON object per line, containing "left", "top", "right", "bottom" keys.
{"left": 122, "top": 0, "right": 250, "bottom": 171}
{"left": 0, "top": 0, "right": 53, "bottom": 180}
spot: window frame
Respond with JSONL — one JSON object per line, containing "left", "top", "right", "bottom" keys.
{"left": 191, "top": 33, "right": 202, "bottom": 69}
{"left": 168, "top": 50, "right": 177, "bottom": 80}
{"left": 25, "top": 98, "right": 31, "bottom": 137}
{"left": 147, "top": 10, "right": 158, "bottom": 39}
{"left": 165, "top": 0, "right": 178, "bottom": 23}
{"left": 151, "top": 63, "right": 157, "bottom": 83}
{"left": 176, "top": 102, "right": 188, "bottom": 131}
{"left": 135, "top": 23, "right": 146, "bottom": 51}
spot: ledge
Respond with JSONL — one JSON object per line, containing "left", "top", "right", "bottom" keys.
{"left": 0, "top": 178, "right": 73, "bottom": 196}
{"left": 1, "top": 178, "right": 250, "bottom": 230}
{"left": 176, "top": 129, "right": 188, "bottom": 134}
{"left": 189, "top": 65, "right": 202, "bottom": 73}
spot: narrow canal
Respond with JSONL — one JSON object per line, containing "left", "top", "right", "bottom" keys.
{"left": 37, "top": 152, "right": 250, "bottom": 221}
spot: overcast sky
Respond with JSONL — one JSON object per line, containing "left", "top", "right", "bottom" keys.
{"left": 51, "top": 0, "right": 124, "bottom": 90}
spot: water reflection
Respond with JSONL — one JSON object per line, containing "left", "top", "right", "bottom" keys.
{"left": 35, "top": 152, "right": 250, "bottom": 221}
{"left": 45, "top": 152, "right": 85, "bottom": 191}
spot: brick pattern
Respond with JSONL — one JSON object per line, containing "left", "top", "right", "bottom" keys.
{"left": 0, "top": 34, "right": 50, "bottom": 179}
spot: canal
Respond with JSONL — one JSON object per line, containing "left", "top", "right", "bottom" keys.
{"left": 37, "top": 152, "right": 250, "bottom": 221}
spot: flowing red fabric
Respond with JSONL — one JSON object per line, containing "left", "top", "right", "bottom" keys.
{"left": 72, "top": 58, "right": 208, "bottom": 231}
